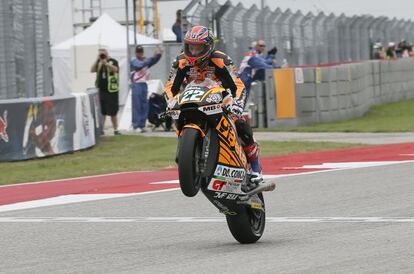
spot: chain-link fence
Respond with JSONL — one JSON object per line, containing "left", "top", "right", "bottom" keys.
{"left": 0, "top": 0, "right": 53, "bottom": 100}
{"left": 183, "top": 0, "right": 414, "bottom": 67}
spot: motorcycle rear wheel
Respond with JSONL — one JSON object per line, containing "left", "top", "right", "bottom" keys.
{"left": 226, "top": 193, "right": 266, "bottom": 244}
{"left": 178, "top": 128, "right": 202, "bottom": 197}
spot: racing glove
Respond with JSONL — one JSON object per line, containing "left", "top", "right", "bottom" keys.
{"left": 229, "top": 100, "right": 244, "bottom": 118}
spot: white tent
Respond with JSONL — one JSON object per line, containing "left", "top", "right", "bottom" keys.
{"left": 51, "top": 13, "right": 161, "bottom": 104}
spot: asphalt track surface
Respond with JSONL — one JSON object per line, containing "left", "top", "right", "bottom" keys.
{"left": 1, "top": 161, "right": 413, "bottom": 273}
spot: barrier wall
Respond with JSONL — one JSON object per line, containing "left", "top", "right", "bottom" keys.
{"left": 265, "top": 58, "right": 414, "bottom": 127}
{"left": 0, "top": 91, "right": 102, "bottom": 161}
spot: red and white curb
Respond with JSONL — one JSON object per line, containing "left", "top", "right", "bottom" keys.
{"left": 1, "top": 143, "right": 414, "bottom": 213}
{"left": 0, "top": 160, "right": 413, "bottom": 213}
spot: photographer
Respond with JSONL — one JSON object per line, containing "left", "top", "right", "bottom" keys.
{"left": 91, "top": 47, "right": 120, "bottom": 135}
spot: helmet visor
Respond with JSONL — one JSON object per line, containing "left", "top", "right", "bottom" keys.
{"left": 184, "top": 42, "right": 210, "bottom": 58}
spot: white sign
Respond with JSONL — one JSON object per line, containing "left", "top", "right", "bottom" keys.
{"left": 295, "top": 68, "right": 304, "bottom": 84}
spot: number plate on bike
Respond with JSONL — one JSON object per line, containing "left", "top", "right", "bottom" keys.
{"left": 179, "top": 87, "right": 205, "bottom": 103}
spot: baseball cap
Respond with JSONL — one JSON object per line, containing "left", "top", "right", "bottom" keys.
{"left": 135, "top": 45, "right": 144, "bottom": 53}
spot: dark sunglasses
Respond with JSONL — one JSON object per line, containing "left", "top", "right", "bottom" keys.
{"left": 258, "top": 44, "right": 266, "bottom": 47}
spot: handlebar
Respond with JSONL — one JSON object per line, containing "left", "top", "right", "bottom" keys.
{"left": 160, "top": 103, "right": 234, "bottom": 121}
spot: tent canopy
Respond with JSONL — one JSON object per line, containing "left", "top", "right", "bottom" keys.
{"left": 53, "top": 13, "right": 161, "bottom": 50}
{"left": 51, "top": 13, "right": 162, "bottom": 103}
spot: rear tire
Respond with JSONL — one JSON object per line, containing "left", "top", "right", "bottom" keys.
{"left": 226, "top": 194, "right": 266, "bottom": 244}
{"left": 178, "top": 128, "right": 202, "bottom": 197}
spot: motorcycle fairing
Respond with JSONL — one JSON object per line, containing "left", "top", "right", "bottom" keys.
{"left": 177, "top": 85, "right": 224, "bottom": 106}
{"left": 215, "top": 115, "right": 247, "bottom": 168}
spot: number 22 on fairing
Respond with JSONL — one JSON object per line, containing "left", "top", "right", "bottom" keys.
{"left": 180, "top": 88, "right": 204, "bottom": 103}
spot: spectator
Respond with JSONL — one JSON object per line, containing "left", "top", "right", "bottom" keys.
{"left": 130, "top": 45, "right": 163, "bottom": 133}
{"left": 172, "top": 9, "right": 183, "bottom": 43}
{"left": 237, "top": 39, "right": 280, "bottom": 103}
{"left": 404, "top": 44, "right": 413, "bottom": 58}
{"left": 386, "top": 42, "right": 396, "bottom": 59}
{"left": 372, "top": 43, "right": 385, "bottom": 60}
{"left": 400, "top": 40, "right": 413, "bottom": 58}
{"left": 396, "top": 40, "right": 405, "bottom": 58}
{"left": 90, "top": 47, "right": 120, "bottom": 135}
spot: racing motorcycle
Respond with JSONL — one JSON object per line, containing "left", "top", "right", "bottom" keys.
{"left": 164, "top": 79, "right": 276, "bottom": 244}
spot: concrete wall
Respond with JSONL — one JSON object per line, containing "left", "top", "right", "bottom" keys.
{"left": 265, "top": 58, "right": 414, "bottom": 128}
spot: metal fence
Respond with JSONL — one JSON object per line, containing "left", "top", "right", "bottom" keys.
{"left": 183, "top": 0, "right": 414, "bottom": 67}
{"left": 0, "top": 0, "right": 53, "bottom": 100}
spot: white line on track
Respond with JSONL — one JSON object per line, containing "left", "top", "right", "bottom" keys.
{"left": 0, "top": 188, "right": 180, "bottom": 213}
{"left": 0, "top": 170, "right": 151, "bottom": 188}
{"left": 0, "top": 217, "right": 413, "bottom": 223}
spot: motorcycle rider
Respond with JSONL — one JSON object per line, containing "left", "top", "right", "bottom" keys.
{"left": 164, "top": 25, "right": 263, "bottom": 184}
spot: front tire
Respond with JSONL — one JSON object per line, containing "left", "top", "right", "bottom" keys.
{"left": 178, "top": 128, "right": 202, "bottom": 197}
{"left": 226, "top": 194, "right": 266, "bottom": 244}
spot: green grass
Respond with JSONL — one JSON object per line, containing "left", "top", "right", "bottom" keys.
{"left": 0, "top": 135, "right": 359, "bottom": 185}
{"left": 256, "top": 99, "right": 414, "bottom": 132}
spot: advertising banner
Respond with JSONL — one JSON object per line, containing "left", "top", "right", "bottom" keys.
{"left": 88, "top": 90, "right": 103, "bottom": 140}
{"left": 0, "top": 91, "right": 100, "bottom": 162}
{"left": 73, "top": 93, "right": 95, "bottom": 150}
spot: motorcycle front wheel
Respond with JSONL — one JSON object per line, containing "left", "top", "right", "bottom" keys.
{"left": 178, "top": 128, "right": 202, "bottom": 197}
{"left": 225, "top": 193, "right": 266, "bottom": 244}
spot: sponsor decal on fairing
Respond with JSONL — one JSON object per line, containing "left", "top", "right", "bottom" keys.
{"left": 213, "top": 192, "right": 239, "bottom": 200}
{"left": 214, "top": 165, "right": 246, "bottom": 181}
{"left": 199, "top": 104, "right": 222, "bottom": 115}
{"left": 207, "top": 178, "right": 243, "bottom": 194}
{"left": 205, "top": 93, "right": 222, "bottom": 104}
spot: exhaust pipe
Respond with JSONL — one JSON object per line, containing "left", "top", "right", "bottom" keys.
{"left": 239, "top": 182, "right": 276, "bottom": 201}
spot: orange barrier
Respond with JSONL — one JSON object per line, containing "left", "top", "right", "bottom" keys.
{"left": 273, "top": 69, "right": 296, "bottom": 118}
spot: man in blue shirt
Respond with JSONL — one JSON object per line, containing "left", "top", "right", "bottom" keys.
{"left": 130, "top": 45, "right": 163, "bottom": 132}
{"left": 238, "top": 40, "right": 280, "bottom": 103}
{"left": 172, "top": 9, "right": 183, "bottom": 43}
